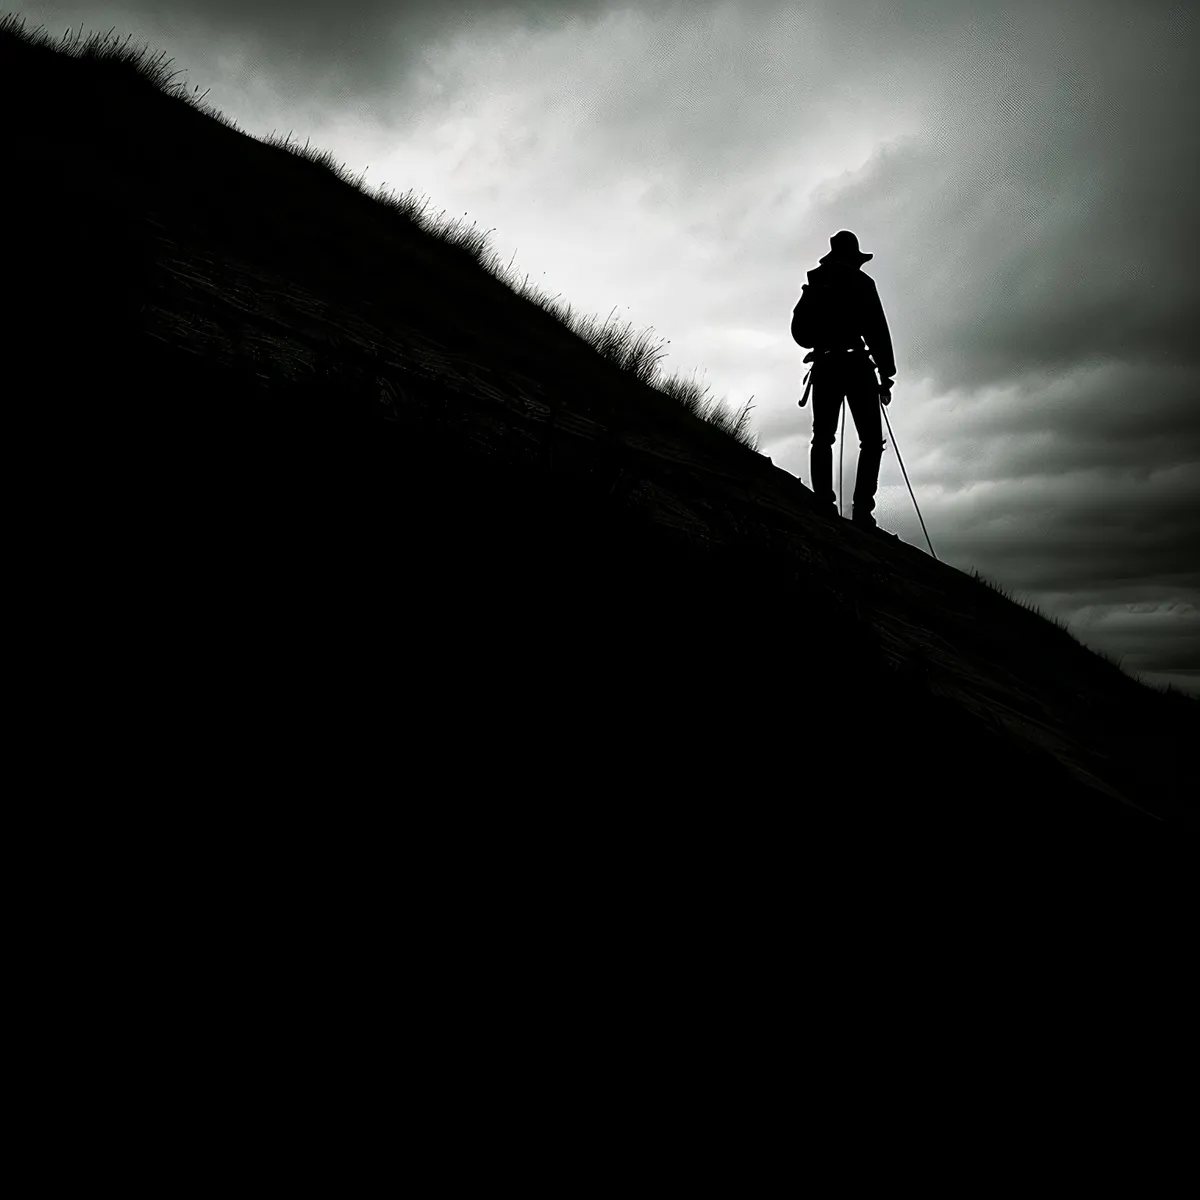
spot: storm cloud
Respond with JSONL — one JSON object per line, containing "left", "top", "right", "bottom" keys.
{"left": 17, "top": 0, "right": 622, "bottom": 107}
{"left": 12, "top": 0, "right": 1199, "bottom": 691}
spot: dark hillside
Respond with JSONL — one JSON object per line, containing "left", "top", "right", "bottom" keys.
{"left": 4, "top": 16, "right": 1193, "bottom": 901}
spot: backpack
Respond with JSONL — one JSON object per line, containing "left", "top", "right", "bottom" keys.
{"left": 790, "top": 284, "right": 818, "bottom": 348}
{"left": 791, "top": 275, "right": 859, "bottom": 350}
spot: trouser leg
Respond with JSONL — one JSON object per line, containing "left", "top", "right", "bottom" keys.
{"left": 809, "top": 383, "right": 841, "bottom": 508}
{"left": 848, "top": 377, "right": 884, "bottom": 519}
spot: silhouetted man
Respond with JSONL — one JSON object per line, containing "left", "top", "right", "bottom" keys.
{"left": 791, "top": 230, "right": 896, "bottom": 529}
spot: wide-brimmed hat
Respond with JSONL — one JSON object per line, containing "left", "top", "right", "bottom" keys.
{"left": 819, "top": 230, "right": 873, "bottom": 265}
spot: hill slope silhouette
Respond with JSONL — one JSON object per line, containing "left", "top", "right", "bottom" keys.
{"left": 4, "top": 15, "right": 1193, "bottom": 882}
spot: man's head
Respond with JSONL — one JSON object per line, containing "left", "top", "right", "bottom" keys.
{"left": 819, "top": 230, "right": 873, "bottom": 266}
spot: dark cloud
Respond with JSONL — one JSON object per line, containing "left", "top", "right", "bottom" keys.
{"left": 11, "top": 0, "right": 623, "bottom": 106}
{"left": 799, "top": 2, "right": 1200, "bottom": 397}
{"left": 929, "top": 471, "right": 1199, "bottom": 589}
{"left": 915, "top": 363, "right": 1200, "bottom": 483}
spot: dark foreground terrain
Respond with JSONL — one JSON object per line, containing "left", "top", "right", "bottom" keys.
{"left": 4, "top": 18, "right": 1193, "bottom": 913}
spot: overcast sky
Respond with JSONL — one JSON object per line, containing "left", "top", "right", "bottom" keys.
{"left": 16, "top": 0, "right": 1199, "bottom": 693}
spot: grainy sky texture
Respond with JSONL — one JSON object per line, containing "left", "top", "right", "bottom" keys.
{"left": 14, "top": 0, "right": 1200, "bottom": 693}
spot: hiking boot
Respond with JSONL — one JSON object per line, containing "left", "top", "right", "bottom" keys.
{"left": 852, "top": 514, "right": 897, "bottom": 541}
{"left": 852, "top": 512, "right": 877, "bottom": 530}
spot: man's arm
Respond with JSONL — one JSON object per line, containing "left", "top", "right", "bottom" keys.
{"left": 863, "top": 280, "right": 896, "bottom": 386}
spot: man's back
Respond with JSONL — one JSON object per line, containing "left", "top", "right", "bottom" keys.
{"left": 799, "top": 261, "right": 896, "bottom": 381}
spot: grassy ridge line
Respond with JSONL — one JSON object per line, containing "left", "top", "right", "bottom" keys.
{"left": 0, "top": 12, "right": 759, "bottom": 453}
{"left": 168, "top": 219, "right": 1186, "bottom": 771}
{"left": 216, "top": 341, "right": 1194, "bottom": 830}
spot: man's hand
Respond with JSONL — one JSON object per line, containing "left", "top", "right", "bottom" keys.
{"left": 879, "top": 380, "right": 894, "bottom": 407}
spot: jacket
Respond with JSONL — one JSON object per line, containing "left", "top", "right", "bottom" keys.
{"left": 791, "top": 260, "right": 896, "bottom": 383}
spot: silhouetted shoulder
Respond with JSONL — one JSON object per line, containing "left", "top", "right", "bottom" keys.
{"left": 808, "top": 263, "right": 875, "bottom": 291}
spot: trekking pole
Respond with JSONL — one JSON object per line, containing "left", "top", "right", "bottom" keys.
{"left": 837, "top": 399, "right": 846, "bottom": 517}
{"left": 880, "top": 395, "right": 937, "bottom": 561}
